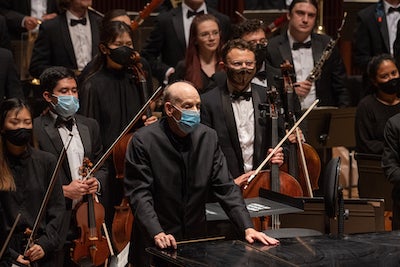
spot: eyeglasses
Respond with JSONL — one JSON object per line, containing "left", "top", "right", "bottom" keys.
{"left": 247, "top": 38, "right": 268, "bottom": 48}
{"left": 228, "top": 60, "right": 256, "bottom": 69}
{"left": 198, "top": 30, "right": 220, "bottom": 39}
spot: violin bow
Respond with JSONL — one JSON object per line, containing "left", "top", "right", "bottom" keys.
{"left": 0, "top": 213, "right": 21, "bottom": 259}
{"left": 83, "top": 85, "right": 164, "bottom": 180}
{"left": 24, "top": 134, "right": 73, "bottom": 254}
{"left": 245, "top": 99, "right": 320, "bottom": 188}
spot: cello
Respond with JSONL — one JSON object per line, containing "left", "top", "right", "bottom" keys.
{"left": 72, "top": 158, "right": 109, "bottom": 266}
{"left": 242, "top": 86, "right": 303, "bottom": 230}
{"left": 280, "top": 61, "right": 321, "bottom": 197}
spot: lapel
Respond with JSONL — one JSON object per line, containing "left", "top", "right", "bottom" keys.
{"left": 279, "top": 34, "right": 294, "bottom": 65}
{"left": 88, "top": 11, "right": 100, "bottom": 58}
{"left": 75, "top": 116, "right": 91, "bottom": 158}
{"left": 220, "top": 85, "right": 243, "bottom": 168}
{"left": 60, "top": 13, "right": 77, "bottom": 68}
{"left": 172, "top": 6, "right": 186, "bottom": 51}
{"left": 42, "top": 114, "right": 73, "bottom": 181}
{"left": 376, "top": 3, "right": 390, "bottom": 52}
{"left": 311, "top": 33, "right": 324, "bottom": 68}
{"left": 252, "top": 84, "right": 264, "bottom": 166}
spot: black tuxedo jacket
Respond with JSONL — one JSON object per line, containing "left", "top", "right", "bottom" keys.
{"left": 0, "top": 0, "right": 59, "bottom": 37}
{"left": 353, "top": 1, "right": 390, "bottom": 71}
{"left": 140, "top": 5, "right": 231, "bottom": 82}
{"left": 29, "top": 10, "right": 101, "bottom": 78}
{"left": 266, "top": 32, "right": 350, "bottom": 107}
{"left": 200, "top": 77, "right": 285, "bottom": 178}
{"left": 0, "top": 48, "right": 23, "bottom": 101}
{"left": 33, "top": 113, "right": 108, "bottom": 210}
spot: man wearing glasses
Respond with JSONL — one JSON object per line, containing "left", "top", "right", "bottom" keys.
{"left": 201, "top": 39, "right": 285, "bottom": 187}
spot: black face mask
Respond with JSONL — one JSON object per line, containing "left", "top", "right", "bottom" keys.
{"left": 108, "top": 46, "right": 134, "bottom": 67}
{"left": 377, "top": 77, "right": 400, "bottom": 95}
{"left": 3, "top": 128, "right": 32, "bottom": 146}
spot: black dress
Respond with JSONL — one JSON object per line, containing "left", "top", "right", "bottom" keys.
{"left": 0, "top": 147, "right": 65, "bottom": 267}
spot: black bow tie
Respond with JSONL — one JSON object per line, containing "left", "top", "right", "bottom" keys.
{"left": 389, "top": 7, "right": 400, "bottom": 13}
{"left": 55, "top": 117, "right": 74, "bottom": 131}
{"left": 70, "top": 17, "right": 87, "bottom": 26}
{"left": 231, "top": 91, "right": 252, "bottom": 101}
{"left": 292, "top": 40, "right": 312, "bottom": 50}
{"left": 187, "top": 9, "right": 205, "bottom": 18}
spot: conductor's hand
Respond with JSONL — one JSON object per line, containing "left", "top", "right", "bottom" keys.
{"left": 25, "top": 244, "right": 45, "bottom": 262}
{"left": 269, "top": 147, "right": 284, "bottom": 166}
{"left": 244, "top": 228, "right": 279, "bottom": 246}
{"left": 234, "top": 171, "right": 256, "bottom": 187}
{"left": 63, "top": 180, "right": 89, "bottom": 200}
{"left": 294, "top": 80, "right": 312, "bottom": 97}
{"left": 154, "top": 232, "right": 177, "bottom": 250}
{"left": 83, "top": 177, "right": 99, "bottom": 194}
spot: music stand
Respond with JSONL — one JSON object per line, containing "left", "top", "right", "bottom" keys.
{"left": 306, "top": 107, "right": 357, "bottom": 197}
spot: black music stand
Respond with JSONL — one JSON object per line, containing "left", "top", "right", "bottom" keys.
{"left": 306, "top": 107, "right": 357, "bottom": 197}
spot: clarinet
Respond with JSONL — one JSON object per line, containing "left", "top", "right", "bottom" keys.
{"left": 306, "top": 12, "right": 347, "bottom": 83}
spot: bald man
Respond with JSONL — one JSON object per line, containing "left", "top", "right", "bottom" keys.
{"left": 124, "top": 81, "right": 279, "bottom": 266}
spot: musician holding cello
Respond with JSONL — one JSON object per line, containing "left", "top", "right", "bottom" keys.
{"left": 201, "top": 39, "right": 287, "bottom": 186}
{"left": 33, "top": 66, "right": 108, "bottom": 266}
{"left": 0, "top": 98, "right": 65, "bottom": 267}
{"left": 124, "top": 81, "right": 279, "bottom": 267}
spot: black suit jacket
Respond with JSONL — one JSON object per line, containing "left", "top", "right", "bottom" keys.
{"left": 33, "top": 113, "right": 108, "bottom": 210}
{"left": 140, "top": 5, "right": 231, "bottom": 82}
{"left": 0, "top": 48, "right": 23, "bottom": 101}
{"left": 29, "top": 10, "right": 101, "bottom": 78}
{"left": 353, "top": 1, "right": 389, "bottom": 72}
{"left": 266, "top": 32, "right": 350, "bottom": 107}
{"left": 201, "top": 79, "right": 285, "bottom": 178}
{"left": 0, "top": 0, "right": 59, "bottom": 38}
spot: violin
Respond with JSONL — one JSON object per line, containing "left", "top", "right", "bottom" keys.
{"left": 71, "top": 158, "right": 109, "bottom": 266}
{"left": 280, "top": 61, "right": 321, "bottom": 197}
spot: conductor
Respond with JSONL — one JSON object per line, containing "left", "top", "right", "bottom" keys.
{"left": 124, "top": 81, "right": 279, "bottom": 266}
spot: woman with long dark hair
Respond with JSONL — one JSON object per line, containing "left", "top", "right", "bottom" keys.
{"left": 0, "top": 98, "right": 65, "bottom": 267}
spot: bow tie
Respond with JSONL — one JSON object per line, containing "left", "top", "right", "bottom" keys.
{"left": 55, "top": 117, "right": 75, "bottom": 131}
{"left": 231, "top": 91, "right": 252, "bottom": 101}
{"left": 389, "top": 7, "right": 400, "bottom": 13}
{"left": 70, "top": 17, "right": 87, "bottom": 26}
{"left": 187, "top": 9, "right": 205, "bottom": 18}
{"left": 292, "top": 40, "right": 312, "bottom": 50}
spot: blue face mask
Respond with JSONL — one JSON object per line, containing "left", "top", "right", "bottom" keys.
{"left": 52, "top": 95, "right": 80, "bottom": 118}
{"left": 172, "top": 105, "right": 201, "bottom": 134}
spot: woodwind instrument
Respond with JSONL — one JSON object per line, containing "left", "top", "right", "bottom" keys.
{"left": 316, "top": 0, "right": 325, "bottom": 34}
{"left": 306, "top": 12, "right": 347, "bottom": 83}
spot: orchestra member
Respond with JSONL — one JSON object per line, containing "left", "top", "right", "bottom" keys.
{"left": 355, "top": 54, "right": 400, "bottom": 155}
{"left": 140, "top": 0, "right": 231, "bottom": 84}
{"left": 124, "top": 81, "right": 279, "bottom": 267}
{"left": 265, "top": 0, "right": 350, "bottom": 109}
{"left": 29, "top": 0, "right": 102, "bottom": 78}
{"left": 33, "top": 66, "right": 107, "bottom": 266}
{"left": 0, "top": 98, "right": 65, "bottom": 267}
{"left": 170, "top": 13, "right": 224, "bottom": 93}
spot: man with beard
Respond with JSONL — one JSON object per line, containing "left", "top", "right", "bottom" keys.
{"left": 200, "top": 39, "right": 285, "bottom": 186}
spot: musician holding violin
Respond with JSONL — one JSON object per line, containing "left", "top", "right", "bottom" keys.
{"left": 0, "top": 98, "right": 65, "bottom": 267}
{"left": 124, "top": 81, "right": 279, "bottom": 267}
{"left": 33, "top": 66, "right": 108, "bottom": 266}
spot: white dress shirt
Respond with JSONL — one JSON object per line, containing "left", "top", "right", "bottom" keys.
{"left": 384, "top": 1, "right": 400, "bottom": 55}
{"left": 181, "top": 2, "right": 207, "bottom": 46}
